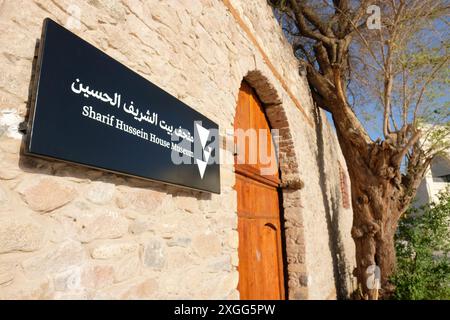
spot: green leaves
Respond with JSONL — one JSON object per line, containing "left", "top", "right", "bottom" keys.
{"left": 392, "top": 189, "right": 450, "bottom": 299}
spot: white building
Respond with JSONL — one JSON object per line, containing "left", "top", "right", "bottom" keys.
{"left": 415, "top": 154, "right": 450, "bottom": 207}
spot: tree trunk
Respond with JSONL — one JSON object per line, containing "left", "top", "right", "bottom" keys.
{"left": 341, "top": 139, "right": 402, "bottom": 299}
{"left": 376, "top": 231, "right": 397, "bottom": 295}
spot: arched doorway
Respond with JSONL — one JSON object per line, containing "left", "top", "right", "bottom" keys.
{"left": 234, "top": 81, "right": 286, "bottom": 299}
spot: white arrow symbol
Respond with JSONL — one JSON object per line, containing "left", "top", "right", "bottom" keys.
{"left": 195, "top": 123, "right": 210, "bottom": 150}
{"left": 196, "top": 158, "right": 207, "bottom": 179}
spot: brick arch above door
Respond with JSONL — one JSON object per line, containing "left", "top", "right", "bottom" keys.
{"left": 243, "top": 70, "right": 301, "bottom": 184}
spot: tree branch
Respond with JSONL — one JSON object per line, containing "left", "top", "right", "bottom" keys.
{"left": 393, "top": 129, "right": 422, "bottom": 167}
{"left": 413, "top": 56, "right": 449, "bottom": 124}
{"left": 289, "top": 0, "right": 334, "bottom": 45}
{"left": 300, "top": 2, "right": 333, "bottom": 37}
{"left": 314, "top": 43, "right": 332, "bottom": 77}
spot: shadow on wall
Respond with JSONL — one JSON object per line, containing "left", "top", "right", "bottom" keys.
{"left": 313, "top": 106, "right": 353, "bottom": 299}
{"left": 17, "top": 37, "right": 211, "bottom": 202}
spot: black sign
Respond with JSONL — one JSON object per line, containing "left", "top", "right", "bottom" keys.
{"left": 27, "top": 19, "right": 220, "bottom": 194}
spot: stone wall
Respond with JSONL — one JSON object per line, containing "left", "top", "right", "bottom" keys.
{"left": 0, "top": 0, "right": 356, "bottom": 299}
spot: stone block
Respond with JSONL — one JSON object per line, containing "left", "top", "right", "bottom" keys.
{"left": 17, "top": 178, "right": 76, "bottom": 212}
{"left": 166, "top": 247, "right": 194, "bottom": 269}
{"left": 192, "top": 233, "right": 222, "bottom": 258}
{"left": 90, "top": 240, "right": 139, "bottom": 260}
{"left": 80, "top": 264, "right": 115, "bottom": 290}
{"left": 59, "top": 207, "right": 128, "bottom": 243}
{"left": 113, "top": 252, "right": 141, "bottom": 283}
{"left": 115, "top": 188, "right": 165, "bottom": 213}
{"left": 85, "top": 181, "right": 116, "bottom": 205}
{"left": 166, "top": 236, "right": 191, "bottom": 248}
{"left": 0, "top": 215, "right": 45, "bottom": 254}
{"left": 21, "top": 240, "right": 86, "bottom": 278}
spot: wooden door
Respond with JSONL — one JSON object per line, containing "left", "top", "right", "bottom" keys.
{"left": 234, "top": 82, "right": 285, "bottom": 300}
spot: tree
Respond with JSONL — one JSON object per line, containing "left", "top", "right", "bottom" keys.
{"left": 392, "top": 189, "right": 450, "bottom": 300}
{"left": 269, "top": 0, "right": 449, "bottom": 299}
